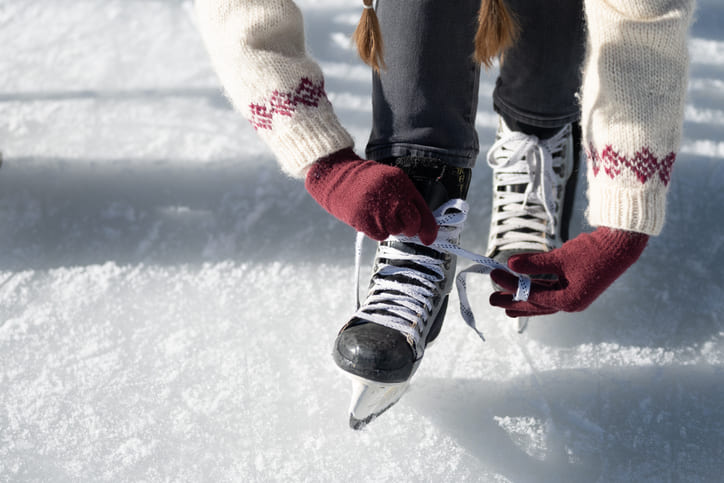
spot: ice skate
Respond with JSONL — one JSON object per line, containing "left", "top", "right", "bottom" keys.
{"left": 334, "top": 158, "right": 471, "bottom": 429}
{"left": 486, "top": 118, "right": 581, "bottom": 332}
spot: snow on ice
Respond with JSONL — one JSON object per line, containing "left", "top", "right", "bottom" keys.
{"left": 0, "top": 0, "right": 723, "bottom": 481}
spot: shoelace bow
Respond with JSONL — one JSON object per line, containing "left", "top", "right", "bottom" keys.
{"left": 353, "top": 198, "right": 530, "bottom": 355}
{"left": 486, "top": 127, "right": 570, "bottom": 254}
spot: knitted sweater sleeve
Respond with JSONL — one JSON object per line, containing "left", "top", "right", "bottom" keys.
{"left": 581, "top": 0, "right": 696, "bottom": 235}
{"left": 194, "top": 0, "right": 354, "bottom": 178}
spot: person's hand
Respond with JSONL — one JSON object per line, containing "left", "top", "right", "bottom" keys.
{"left": 305, "top": 148, "right": 438, "bottom": 244}
{"left": 489, "top": 227, "right": 649, "bottom": 317}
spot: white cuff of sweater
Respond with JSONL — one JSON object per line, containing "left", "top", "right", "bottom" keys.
{"left": 259, "top": 110, "right": 355, "bottom": 178}
{"left": 586, "top": 182, "right": 667, "bottom": 236}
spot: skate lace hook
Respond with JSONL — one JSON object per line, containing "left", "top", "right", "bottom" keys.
{"left": 353, "top": 198, "right": 531, "bottom": 344}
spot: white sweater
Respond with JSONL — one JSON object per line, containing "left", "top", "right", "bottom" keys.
{"left": 195, "top": 0, "right": 695, "bottom": 236}
{"left": 194, "top": 0, "right": 354, "bottom": 177}
{"left": 582, "top": 0, "right": 695, "bottom": 235}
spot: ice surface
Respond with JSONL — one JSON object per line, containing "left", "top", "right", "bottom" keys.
{"left": 1, "top": 0, "right": 722, "bottom": 481}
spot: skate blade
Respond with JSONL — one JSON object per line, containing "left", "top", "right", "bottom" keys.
{"left": 346, "top": 375, "right": 410, "bottom": 430}
{"left": 517, "top": 316, "right": 530, "bottom": 334}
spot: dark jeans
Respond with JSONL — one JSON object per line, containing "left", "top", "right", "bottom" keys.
{"left": 366, "top": 0, "right": 585, "bottom": 167}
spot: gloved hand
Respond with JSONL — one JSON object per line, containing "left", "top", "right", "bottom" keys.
{"left": 305, "top": 148, "right": 438, "bottom": 244}
{"left": 489, "top": 227, "right": 649, "bottom": 317}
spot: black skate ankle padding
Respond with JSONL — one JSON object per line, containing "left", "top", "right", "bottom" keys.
{"left": 560, "top": 121, "right": 582, "bottom": 243}
{"left": 380, "top": 157, "right": 472, "bottom": 210}
{"left": 425, "top": 296, "right": 449, "bottom": 345}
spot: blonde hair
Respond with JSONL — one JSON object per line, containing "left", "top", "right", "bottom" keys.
{"left": 354, "top": 0, "right": 519, "bottom": 72}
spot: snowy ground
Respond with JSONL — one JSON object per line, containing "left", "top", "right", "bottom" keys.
{"left": 1, "top": 0, "right": 723, "bottom": 481}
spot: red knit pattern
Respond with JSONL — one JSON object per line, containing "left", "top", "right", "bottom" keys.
{"left": 587, "top": 144, "right": 676, "bottom": 186}
{"left": 248, "top": 77, "right": 326, "bottom": 130}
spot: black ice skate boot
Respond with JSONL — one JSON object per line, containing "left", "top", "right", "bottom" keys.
{"left": 333, "top": 157, "right": 471, "bottom": 429}
{"left": 485, "top": 117, "right": 581, "bottom": 331}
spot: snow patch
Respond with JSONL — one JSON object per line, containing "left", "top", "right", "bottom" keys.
{"left": 494, "top": 416, "right": 549, "bottom": 461}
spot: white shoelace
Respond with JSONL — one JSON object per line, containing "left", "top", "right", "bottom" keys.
{"left": 486, "top": 125, "right": 571, "bottom": 255}
{"left": 353, "top": 199, "right": 530, "bottom": 355}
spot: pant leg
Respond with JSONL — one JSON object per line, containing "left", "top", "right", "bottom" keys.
{"left": 493, "top": 0, "right": 586, "bottom": 128}
{"left": 365, "top": 0, "right": 482, "bottom": 168}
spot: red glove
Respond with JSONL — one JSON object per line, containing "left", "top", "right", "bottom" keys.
{"left": 305, "top": 148, "right": 438, "bottom": 244}
{"left": 489, "top": 227, "right": 649, "bottom": 317}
